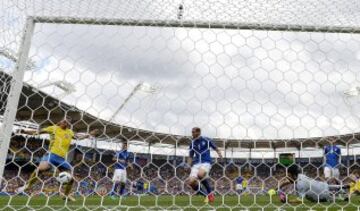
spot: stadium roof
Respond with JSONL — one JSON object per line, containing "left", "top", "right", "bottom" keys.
{"left": 1, "top": 70, "right": 360, "bottom": 149}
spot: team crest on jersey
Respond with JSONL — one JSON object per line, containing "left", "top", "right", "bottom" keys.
{"left": 65, "top": 134, "right": 71, "bottom": 139}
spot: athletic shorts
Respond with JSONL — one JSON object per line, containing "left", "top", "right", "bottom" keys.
{"left": 236, "top": 184, "right": 243, "bottom": 191}
{"left": 113, "top": 169, "right": 127, "bottom": 183}
{"left": 41, "top": 153, "right": 72, "bottom": 170}
{"left": 190, "top": 163, "right": 211, "bottom": 178}
{"left": 324, "top": 166, "right": 340, "bottom": 179}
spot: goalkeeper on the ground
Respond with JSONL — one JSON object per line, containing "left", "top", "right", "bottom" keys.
{"left": 278, "top": 165, "right": 349, "bottom": 203}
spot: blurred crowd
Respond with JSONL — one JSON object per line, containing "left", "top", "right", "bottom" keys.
{"left": 1, "top": 135, "right": 359, "bottom": 196}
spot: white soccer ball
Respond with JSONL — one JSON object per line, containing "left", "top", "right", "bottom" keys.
{"left": 57, "top": 172, "right": 72, "bottom": 183}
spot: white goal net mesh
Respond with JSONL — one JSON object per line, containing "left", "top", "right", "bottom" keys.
{"left": 1, "top": 0, "right": 360, "bottom": 210}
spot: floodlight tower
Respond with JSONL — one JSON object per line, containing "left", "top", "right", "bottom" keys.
{"left": 0, "top": 48, "right": 35, "bottom": 70}
{"left": 343, "top": 86, "right": 360, "bottom": 123}
{"left": 344, "top": 86, "right": 360, "bottom": 97}
{"left": 108, "top": 81, "right": 159, "bottom": 122}
{"left": 343, "top": 86, "right": 360, "bottom": 125}
{"left": 37, "top": 80, "right": 77, "bottom": 98}
{"left": 342, "top": 86, "right": 360, "bottom": 167}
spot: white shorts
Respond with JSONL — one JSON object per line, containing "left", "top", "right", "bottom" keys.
{"left": 190, "top": 163, "right": 211, "bottom": 178}
{"left": 113, "top": 169, "right": 127, "bottom": 183}
{"left": 236, "top": 184, "right": 243, "bottom": 191}
{"left": 324, "top": 166, "right": 340, "bottom": 179}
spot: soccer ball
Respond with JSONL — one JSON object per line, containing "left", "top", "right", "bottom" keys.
{"left": 267, "top": 189, "right": 276, "bottom": 196}
{"left": 57, "top": 172, "right": 72, "bottom": 183}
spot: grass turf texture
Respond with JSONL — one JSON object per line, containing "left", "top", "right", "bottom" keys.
{"left": 0, "top": 195, "right": 359, "bottom": 210}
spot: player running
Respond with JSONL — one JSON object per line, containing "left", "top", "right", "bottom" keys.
{"left": 187, "top": 127, "right": 222, "bottom": 203}
{"left": 16, "top": 119, "right": 98, "bottom": 201}
{"left": 278, "top": 165, "right": 348, "bottom": 203}
{"left": 235, "top": 176, "right": 245, "bottom": 194}
{"left": 235, "top": 172, "right": 249, "bottom": 194}
{"left": 323, "top": 145, "right": 341, "bottom": 181}
{"left": 111, "top": 141, "right": 133, "bottom": 198}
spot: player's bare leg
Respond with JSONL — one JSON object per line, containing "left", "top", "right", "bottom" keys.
{"left": 187, "top": 177, "right": 199, "bottom": 192}
{"left": 17, "top": 161, "right": 50, "bottom": 194}
{"left": 187, "top": 176, "right": 205, "bottom": 197}
{"left": 62, "top": 170, "right": 75, "bottom": 202}
{"left": 111, "top": 181, "right": 120, "bottom": 200}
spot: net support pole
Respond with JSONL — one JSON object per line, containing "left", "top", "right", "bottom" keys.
{"left": 0, "top": 17, "right": 35, "bottom": 180}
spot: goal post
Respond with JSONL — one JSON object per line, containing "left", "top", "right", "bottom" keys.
{"left": 0, "top": 17, "right": 35, "bottom": 181}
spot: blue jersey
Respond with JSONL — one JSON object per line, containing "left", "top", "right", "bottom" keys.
{"left": 236, "top": 176, "right": 243, "bottom": 184}
{"left": 115, "top": 150, "right": 131, "bottom": 169}
{"left": 189, "top": 136, "right": 217, "bottom": 165}
{"left": 324, "top": 145, "right": 340, "bottom": 168}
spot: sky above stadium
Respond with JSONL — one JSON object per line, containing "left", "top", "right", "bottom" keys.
{"left": 2, "top": 0, "right": 360, "bottom": 140}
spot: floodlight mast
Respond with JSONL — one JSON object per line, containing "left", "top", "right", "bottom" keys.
{"left": 37, "top": 80, "right": 77, "bottom": 98}
{"left": 0, "top": 47, "right": 35, "bottom": 70}
{"left": 343, "top": 86, "right": 360, "bottom": 127}
{"left": 108, "top": 82, "right": 158, "bottom": 122}
{"left": 343, "top": 86, "right": 360, "bottom": 97}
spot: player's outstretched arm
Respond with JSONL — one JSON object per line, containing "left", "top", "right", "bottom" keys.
{"left": 17, "top": 128, "right": 49, "bottom": 136}
{"left": 278, "top": 178, "right": 291, "bottom": 190}
{"left": 187, "top": 142, "right": 194, "bottom": 167}
{"left": 209, "top": 138, "right": 222, "bottom": 159}
{"left": 128, "top": 162, "right": 133, "bottom": 170}
{"left": 74, "top": 129, "right": 100, "bottom": 140}
{"left": 215, "top": 148, "right": 223, "bottom": 159}
{"left": 187, "top": 157, "right": 192, "bottom": 167}
{"left": 112, "top": 154, "right": 118, "bottom": 162}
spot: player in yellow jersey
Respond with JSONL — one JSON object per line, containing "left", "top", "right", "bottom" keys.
{"left": 350, "top": 173, "right": 360, "bottom": 195}
{"left": 16, "top": 119, "right": 99, "bottom": 201}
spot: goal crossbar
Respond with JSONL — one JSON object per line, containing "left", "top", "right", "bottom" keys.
{"left": 32, "top": 16, "right": 360, "bottom": 34}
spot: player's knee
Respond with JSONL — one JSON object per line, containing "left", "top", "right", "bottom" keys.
{"left": 197, "top": 169, "right": 206, "bottom": 179}
{"left": 188, "top": 177, "right": 196, "bottom": 185}
{"left": 38, "top": 161, "right": 50, "bottom": 171}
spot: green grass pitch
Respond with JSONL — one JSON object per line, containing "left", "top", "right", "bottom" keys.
{"left": 0, "top": 195, "right": 359, "bottom": 210}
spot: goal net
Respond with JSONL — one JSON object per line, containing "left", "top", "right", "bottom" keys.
{"left": 1, "top": 0, "right": 360, "bottom": 210}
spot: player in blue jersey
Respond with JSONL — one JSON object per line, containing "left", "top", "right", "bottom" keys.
{"left": 187, "top": 127, "right": 222, "bottom": 203}
{"left": 323, "top": 145, "right": 341, "bottom": 181}
{"left": 235, "top": 176, "right": 248, "bottom": 194}
{"left": 235, "top": 176, "right": 244, "bottom": 193}
{"left": 111, "top": 141, "right": 133, "bottom": 197}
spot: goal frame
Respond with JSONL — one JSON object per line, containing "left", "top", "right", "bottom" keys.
{"left": 1, "top": 15, "right": 360, "bottom": 181}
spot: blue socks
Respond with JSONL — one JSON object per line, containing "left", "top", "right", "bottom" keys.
{"left": 201, "top": 178, "right": 212, "bottom": 195}
{"left": 111, "top": 182, "right": 126, "bottom": 196}
{"left": 192, "top": 179, "right": 212, "bottom": 196}
{"left": 111, "top": 183, "right": 120, "bottom": 195}
{"left": 119, "top": 183, "right": 126, "bottom": 195}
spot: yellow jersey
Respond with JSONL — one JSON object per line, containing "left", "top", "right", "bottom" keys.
{"left": 42, "top": 125, "right": 74, "bottom": 158}
{"left": 242, "top": 179, "right": 248, "bottom": 188}
{"left": 350, "top": 179, "right": 360, "bottom": 194}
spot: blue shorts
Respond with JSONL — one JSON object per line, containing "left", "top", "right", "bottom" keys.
{"left": 41, "top": 153, "right": 72, "bottom": 170}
